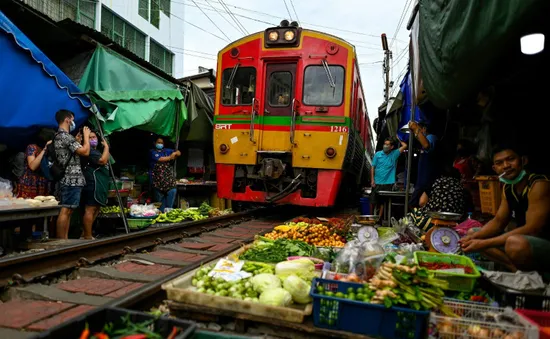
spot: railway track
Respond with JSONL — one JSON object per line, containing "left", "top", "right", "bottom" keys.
{"left": 0, "top": 206, "right": 299, "bottom": 338}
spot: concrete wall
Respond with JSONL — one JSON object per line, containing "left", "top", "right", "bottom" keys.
{"left": 99, "top": 0, "right": 184, "bottom": 77}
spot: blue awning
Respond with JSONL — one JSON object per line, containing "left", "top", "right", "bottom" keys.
{"left": 397, "top": 71, "right": 428, "bottom": 141}
{"left": 0, "top": 10, "right": 91, "bottom": 148}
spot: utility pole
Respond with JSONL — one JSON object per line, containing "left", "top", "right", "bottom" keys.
{"left": 381, "top": 33, "right": 391, "bottom": 102}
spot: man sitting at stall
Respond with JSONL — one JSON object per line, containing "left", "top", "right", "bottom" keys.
{"left": 460, "top": 145, "right": 550, "bottom": 272}
{"left": 370, "top": 136, "right": 408, "bottom": 218}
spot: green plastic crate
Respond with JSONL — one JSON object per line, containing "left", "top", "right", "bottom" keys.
{"left": 414, "top": 251, "right": 480, "bottom": 292}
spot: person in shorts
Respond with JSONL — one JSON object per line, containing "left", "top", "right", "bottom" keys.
{"left": 54, "top": 110, "right": 90, "bottom": 239}
{"left": 370, "top": 136, "right": 407, "bottom": 218}
{"left": 460, "top": 145, "right": 550, "bottom": 272}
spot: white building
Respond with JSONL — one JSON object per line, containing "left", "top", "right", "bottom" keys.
{"left": 21, "top": 0, "right": 184, "bottom": 76}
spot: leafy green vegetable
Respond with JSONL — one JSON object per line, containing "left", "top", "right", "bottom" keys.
{"left": 239, "top": 238, "right": 315, "bottom": 263}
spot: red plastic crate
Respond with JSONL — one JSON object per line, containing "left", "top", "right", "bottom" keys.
{"left": 516, "top": 309, "right": 550, "bottom": 339}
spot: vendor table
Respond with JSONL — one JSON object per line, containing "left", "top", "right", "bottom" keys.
{"left": 378, "top": 190, "right": 406, "bottom": 225}
{"left": 0, "top": 205, "right": 61, "bottom": 239}
{"left": 176, "top": 182, "right": 217, "bottom": 208}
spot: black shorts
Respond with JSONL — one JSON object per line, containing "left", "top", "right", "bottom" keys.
{"left": 370, "top": 184, "right": 394, "bottom": 205}
{"left": 81, "top": 183, "right": 100, "bottom": 207}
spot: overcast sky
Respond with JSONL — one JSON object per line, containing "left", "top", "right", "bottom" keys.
{"left": 178, "top": 0, "right": 413, "bottom": 123}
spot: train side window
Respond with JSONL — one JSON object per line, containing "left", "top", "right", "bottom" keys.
{"left": 221, "top": 67, "right": 256, "bottom": 105}
{"left": 302, "top": 65, "right": 344, "bottom": 106}
{"left": 268, "top": 71, "right": 292, "bottom": 107}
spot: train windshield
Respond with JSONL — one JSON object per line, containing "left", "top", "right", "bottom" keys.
{"left": 302, "top": 65, "right": 344, "bottom": 106}
{"left": 221, "top": 67, "right": 256, "bottom": 105}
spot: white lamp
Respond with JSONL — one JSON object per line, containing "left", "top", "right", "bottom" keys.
{"left": 521, "top": 33, "right": 545, "bottom": 55}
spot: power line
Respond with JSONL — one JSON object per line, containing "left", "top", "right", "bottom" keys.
{"left": 289, "top": 0, "right": 300, "bottom": 25}
{"left": 203, "top": 0, "right": 241, "bottom": 37}
{"left": 218, "top": 0, "right": 249, "bottom": 34}
{"left": 190, "top": 0, "right": 231, "bottom": 41}
{"left": 184, "top": 19, "right": 229, "bottom": 42}
{"left": 389, "top": 0, "right": 413, "bottom": 50}
{"left": 282, "top": 0, "right": 293, "bottom": 21}
{"left": 188, "top": 0, "right": 406, "bottom": 43}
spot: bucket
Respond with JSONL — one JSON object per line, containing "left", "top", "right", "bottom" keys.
{"left": 359, "top": 197, "right": 370, "bottom": 215}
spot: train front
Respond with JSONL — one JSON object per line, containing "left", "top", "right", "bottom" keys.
{"left": 214, "top": 21, "right": 354, "bottom": 207}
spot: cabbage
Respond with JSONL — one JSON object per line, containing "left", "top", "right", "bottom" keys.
{"left": 275, "top": 259, "right": 316, "bottom": 282}
{"left": 251, "top": 273, "right": 281, "bottom": 293}
{"left": 259, "top": 287, "right": 292, "bottom": 307}
{"left": 283, "top": 275, "right": 312, "bottom": 304}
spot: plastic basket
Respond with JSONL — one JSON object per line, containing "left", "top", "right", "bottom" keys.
{"left": 475, "top": 176, "right": 502, "bottom": 215}
{"left": 310, "top": 278, "right": 429, "bottom": 338}
{"left": 516, "top": 309, "right": 550, "bottom": 339}
{"left": 430, "top": 300, "right": 539, "bottom": 339}
{"left": 479, "top": 276, "right": 550, "bottom": 311}
{"left": 127, "top": 218, "right": 153, "bottom": 229}
{"left": 414, "top": 251, "right": 481, "bottom": 292}
{"left": 33, "top": 307, "right": 196, "bottom": 338}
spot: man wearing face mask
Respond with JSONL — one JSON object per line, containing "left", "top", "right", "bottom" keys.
{"left": 370, "top": 136, "right": 408, "bottom": 218}
{"left": 54, "top": 110, "right": 90, "bottom": 239}
{"left": 460, "top": 145, "right": 550, "bottom": 272}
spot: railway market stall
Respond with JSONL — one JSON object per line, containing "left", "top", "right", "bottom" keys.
{"left": 0, "top": 11, "right": 92, "bottom": 250}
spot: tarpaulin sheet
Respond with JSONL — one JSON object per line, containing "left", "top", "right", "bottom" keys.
{"left": 182, "top": 81, "right": 213, "bottom": 142}
{"left": 79, "top": 45, "right": 187, "bottom": 141}
{"left": 89, "top": 90, "right": 186, "bottom": 142}
{"left": 391, "top": 71, "right": 427, "bottom": 141}
{"left": 418, "top": 0, "right": 547, "bottom": 109}
{"left": 0, "top": 10, "right": 90, "bottom": 148}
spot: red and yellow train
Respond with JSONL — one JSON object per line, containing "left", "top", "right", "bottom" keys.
{"left": 213, "top": 21, "right": 374, "bottom": 207}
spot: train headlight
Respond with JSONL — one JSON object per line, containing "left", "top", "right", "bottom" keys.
{"left": 325, "top": 147, "right": 337, "bottom": 158}
{"left": 284, "top": 30, "right": 295, "bottom": 41}
{"left": 268, "top": 31, "right": 279, "bottom": 42}
{"left": 220, "top": 144, "right": 229, "bottom": 154}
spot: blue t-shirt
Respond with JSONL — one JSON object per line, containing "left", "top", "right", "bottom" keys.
{"left": 416, "top": 134, "right": 438, "bottom": 188}
{"left": 372, "top": 149, "right": 401, "bottom": 185}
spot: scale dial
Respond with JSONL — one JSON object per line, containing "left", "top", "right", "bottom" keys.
{"left": 430, "top": 227, "right": 460, "bottom": 253}
{"left": 358, "top": 226, "right": 378, "bottom": 243}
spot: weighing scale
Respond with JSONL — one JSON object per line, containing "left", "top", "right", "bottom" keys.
{"left": 358, "top": 226, "right": 379, "bottom": 243}
{"left": 425, "top": 211, "right": 462, "bottom": 254}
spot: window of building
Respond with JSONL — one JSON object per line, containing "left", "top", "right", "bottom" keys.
{"left": 221, "top": 67, "right": 256, "bottom": 105}
{"left": 138, "top": 0, "right": 149, "bottom": 21}
{"left": 160, "top": 0, "right": 171, "bottom": 16}
{"left": 101, "top": 7, "right": 147, "bottom": 59}
{"left": 23, "top": 0, "right": 96, "bottom": 28}
{"left": 302, "top": 65, "right": 344, "bottom": 106}
{"left": 268, "top": 72, "right": 292, "bottom": 107}
{"left": 150, "top": 0, "right": 160, "bottom": 28}
{"left": 150, "top": 40, "right": 174, "bottom": 75}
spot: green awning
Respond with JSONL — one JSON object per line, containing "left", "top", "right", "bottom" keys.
{"left": 90, "top": 90, "right": 186, "bottom": 141}
{"left": 182, "top": 81, "right": 214, "bottom": 142}
{"left": 79, "top": 45, "right": 187, "bottom": 140}
{"left": 418, "top": 0, "right": 548, "bottom": 109}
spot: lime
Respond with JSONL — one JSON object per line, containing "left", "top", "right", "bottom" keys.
{"left": 328, "top": 319, "right": 336, "bottom": 326}
{"left": 325, "top": 291, "right": 334, "bottom": 297}
{"left": 347, "top": 287, "right": 355, "bottom": 294}
{"left": 335, "top": 292, "right": 345, "bottom": 298}
{"left": 356, "top": 293, "right": 365, "bottom": 300}
{"left": 356, "top": 288, "right": 364, "bottom": 294}
{"left": 317, "top": 286, "right": 325, "bottom": 294}
{"left": 347, "top": 293, "right": 356, "bottom": 301}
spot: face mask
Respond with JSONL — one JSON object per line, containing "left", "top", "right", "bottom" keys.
{"left": 90, "top": 139, "right": 98, "bottom": 148}
{"left": 69, "top": 120, "right": 76, "bottom": 133}
{"left": 383, "top": 145, "right": 391, "bottom": 153}
{"left": 156, "top": 143, "right": 164, "bottom": 150}
{"left": 499, "top": 170, "right": 527, "bottom": 185}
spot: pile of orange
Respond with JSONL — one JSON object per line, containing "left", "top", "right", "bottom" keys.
{"left": 264, "top": 224, "right": 346, "bottom": 247}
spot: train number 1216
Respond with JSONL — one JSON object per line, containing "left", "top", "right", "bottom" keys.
{"left": 330, "top": 126, "right": 348, "bottom": 133}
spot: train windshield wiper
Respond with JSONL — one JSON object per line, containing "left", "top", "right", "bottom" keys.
{"left": 226, "top": 63, "right": 241, "bottom": 89}
{"left": 321, "top": 59, "right": 336, "bottom": 89}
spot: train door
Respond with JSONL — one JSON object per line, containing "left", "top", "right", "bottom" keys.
{"left": 259, "top": 63, "right": 297, "bottom": 152}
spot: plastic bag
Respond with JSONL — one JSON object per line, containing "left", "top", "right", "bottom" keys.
{"left": 130, "top": 204, "right": 159, "bottom": 217}
{"left": 332, "top": 240, "right": 385, "bottom": 281}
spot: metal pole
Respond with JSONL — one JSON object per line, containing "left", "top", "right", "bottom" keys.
{"left": 92, "top": 109, "right": 130, "bottom": 234}
{"left": 404, "top": 56, "right": 417, "bottom": 213}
